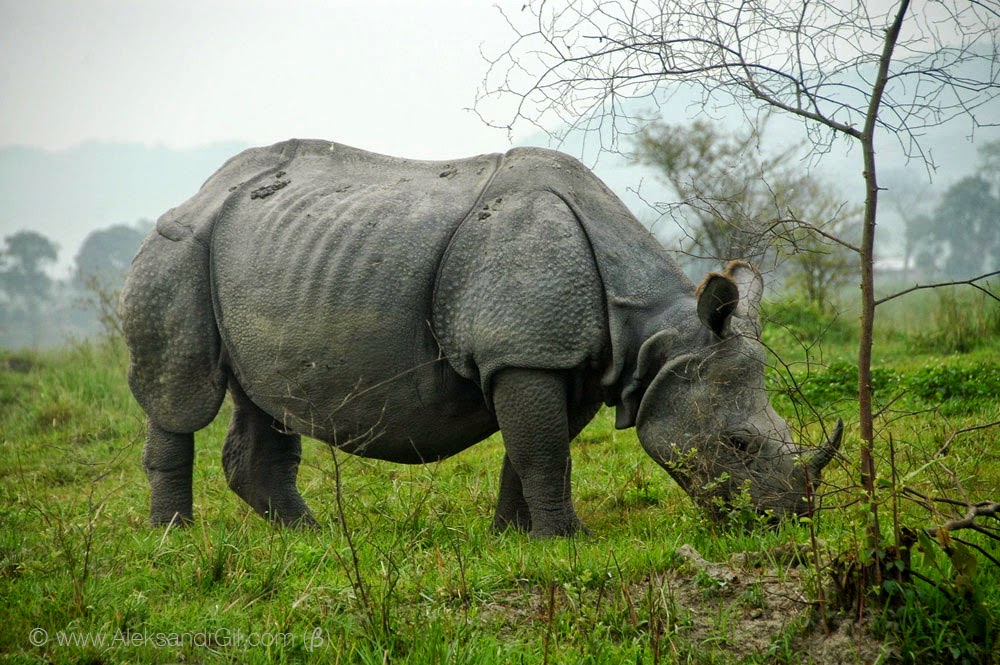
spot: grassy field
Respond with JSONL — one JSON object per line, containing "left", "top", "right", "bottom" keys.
{"left": 1, "top": 290, "right": 998, "bottom": 664}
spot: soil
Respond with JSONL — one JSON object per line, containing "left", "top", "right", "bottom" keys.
{"left": 482, "top": 543, "right": 892, "bottom": 663}
{"left": 668, "top": 543, "right": 890, "bottom": 663}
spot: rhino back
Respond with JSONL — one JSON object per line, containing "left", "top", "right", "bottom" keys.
{"left": 210, "top": 141, "right": 502, "bottom": 455}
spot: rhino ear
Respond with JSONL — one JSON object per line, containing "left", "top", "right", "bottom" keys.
{"left": 696, "top": 273, "right": 740, "bottom": 337}
{"left": 725, "top": 261, "right": 764, "bottom": 322}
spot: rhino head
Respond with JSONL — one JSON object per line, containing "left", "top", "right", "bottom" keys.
{"left": 628, "top": 262, "right": 843, "bottom": 518}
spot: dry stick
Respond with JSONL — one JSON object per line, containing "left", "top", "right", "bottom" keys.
{"left": 934, "top": 420, "right": 1000, "bottom": 459}
{"left": 951, "top": 535, "right": 1000, "bottom": 569}
{"left": 543, "top": 581, "right": 557, "bottom": 665}
{"left": 888, "top": 434, "right": 904, "bottom": 585}
{"left": 803, "top": 470, "right": 829, "bottom": 636}
{"left": 329, "top": 448, "right": 373, "bottom": 627}
{"left": 874, "top": 270, "right": 1000, "bottom": 307}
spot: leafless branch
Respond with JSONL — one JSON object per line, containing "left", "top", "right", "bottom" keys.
{"left": 478, "top": 1, "right": 1000, "bottom": 163}
{"left": 874, "top": 270, "right": 1000, "bottom": 306}
{"left": 764, "top": 218, "right": 862, "bottom": 254}
{"left": 904, "top": 486, "right": 1000, "bottom": 537}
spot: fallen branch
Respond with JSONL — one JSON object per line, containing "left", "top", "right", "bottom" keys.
{"left": 903, "top": 487, "right": 1000, "bottom": 548}
{"left": 929, "top": 501, "right": 1000, "bottom": 536}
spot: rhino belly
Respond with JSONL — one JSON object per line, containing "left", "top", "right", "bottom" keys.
{"left": 210, "top": 166, "right": 498, "bottom": 461}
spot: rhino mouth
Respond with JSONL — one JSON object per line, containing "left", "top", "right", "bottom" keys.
{"left": 637, "top": 417, "right": 844, "bottom": 519}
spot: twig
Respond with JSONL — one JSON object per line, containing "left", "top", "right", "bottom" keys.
{"left": 928, "top": 501, "right": 1000, "bottom": 536}
{"left": 874, "top": 270, "right": 1000, "bottom": 307}
{"left": 952, "top": 535, "right": 1000, "bottom": 569}
{"left": 934, "top": 420, "right": 1000, "bottom": 459}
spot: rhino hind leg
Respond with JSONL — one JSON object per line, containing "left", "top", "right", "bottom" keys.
{"left": 122, "top": 232, "right": 228, "bottom": 526}
{"left": 492, "top": 399, "right": 600, "bottom": 534}
{"left": 491, "top": 368, "right": 597, "bottom": 537}
{"left": 222, "top": 380, "right": 317, "bottom": 527}
{"left": 492, "top": 455, "right": 532, "bottom": 532}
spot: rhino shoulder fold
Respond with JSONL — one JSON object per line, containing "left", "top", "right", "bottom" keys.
{"left": 433, "top": 187, "right": 606, "bottom": 399}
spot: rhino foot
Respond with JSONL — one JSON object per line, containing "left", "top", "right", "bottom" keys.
{"left": 222, "top": 380, "right": 317, "bottom": 528}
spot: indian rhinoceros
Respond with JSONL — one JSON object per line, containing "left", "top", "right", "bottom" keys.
{"left": 121, "top": 139, "right": 842, "bottom": 536}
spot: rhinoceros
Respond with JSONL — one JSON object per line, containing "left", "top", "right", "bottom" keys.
{"left": 121, "top": 139, "right": 842, "bottom": 536}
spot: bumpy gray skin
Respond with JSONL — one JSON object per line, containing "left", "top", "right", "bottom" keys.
{"left": 121, "top": 139, "right": 840, "bottom": 536}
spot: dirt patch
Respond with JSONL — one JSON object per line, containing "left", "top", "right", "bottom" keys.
{"left": 667, "top": 544, "right": 890, "bottom": 663}
{"left": 479, "top": 544, "right": 891, "bottom": 663}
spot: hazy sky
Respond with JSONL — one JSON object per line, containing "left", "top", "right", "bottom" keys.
{"left": 0, "top": 0, "right": 520, "bottom": 157}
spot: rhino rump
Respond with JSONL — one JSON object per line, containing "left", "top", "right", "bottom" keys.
{"left": 120, "top": 142, "right": 303, "bottom": 432}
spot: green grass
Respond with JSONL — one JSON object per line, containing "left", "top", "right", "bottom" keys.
{"left": 2, "top": 304, "right": 999, "bottom": 664}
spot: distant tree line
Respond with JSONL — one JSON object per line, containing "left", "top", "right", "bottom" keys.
{"left": 901, "top": 141, "right": 1000, "bottom": 280}
{"left": 0, "top": 221, "right": 151, "bottom": 348}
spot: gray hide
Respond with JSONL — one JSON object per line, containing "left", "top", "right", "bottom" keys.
{"left": 121, "top": 139, "right": 841, "bottom": 536}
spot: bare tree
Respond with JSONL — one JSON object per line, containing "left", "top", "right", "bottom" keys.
{"left": 634, "top": 119, "right": 860, "bottom": 305}
{"left": 479, "top": 0, "right": 1000, "bottom": 585}
{"left": 634, "top": 119, "right": 800, "bottom": 266}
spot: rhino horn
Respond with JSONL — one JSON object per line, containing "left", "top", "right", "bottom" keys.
{"left": 807, "top": 418, "right": 844, "bottom": 475}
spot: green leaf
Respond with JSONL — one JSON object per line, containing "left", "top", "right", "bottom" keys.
{"left": 916, "top": 530, "right": 939, "bottom": 572}
{"left": 950, "top": 543, "right": 977, "bottom": 581}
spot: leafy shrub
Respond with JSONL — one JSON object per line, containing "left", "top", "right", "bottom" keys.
{"left": 792, "top": 360, "right": 999, "bottom": 414}
{"left": 795, "top": 361, "right": 900, "bottom": 407}
{"left": 762, "top": 299, "right": 855, "bottom": 345}
{"left": 906, "top": 363, "right": 1000, "bottom": 414}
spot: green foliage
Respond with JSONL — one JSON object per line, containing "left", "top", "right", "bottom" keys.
{"left": 876, "top": 536, "right": 994, "bottom": 665}
{"left": 2, "top": 330, "right": 998, "bottom": 663}
{"left": 762, "top": 299, "right": 855, "bottom": 345}
{"left": 790, "top": 359, "right": 1000, "bottom": 415}
{"left": 909, "top": 285, "right": 1000, "bottom": 354}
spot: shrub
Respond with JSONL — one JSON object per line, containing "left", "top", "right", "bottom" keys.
{"left": 762, "top": 299, "right": 855, "bottom": 346}
{"left": 792, "top": 359, "right": 1000, "bottom": 414}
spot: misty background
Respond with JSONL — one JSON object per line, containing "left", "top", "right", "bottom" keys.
{"left": 2, "top": 2, "right": 997, "bottom": 349}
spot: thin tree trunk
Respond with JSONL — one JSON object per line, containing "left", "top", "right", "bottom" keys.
{"left": 857, "top": 0, "right": 911, "bottom": 588}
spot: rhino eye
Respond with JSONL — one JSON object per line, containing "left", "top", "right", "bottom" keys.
{"left": 726, "top": 435, "right": 751, "bottom": 452}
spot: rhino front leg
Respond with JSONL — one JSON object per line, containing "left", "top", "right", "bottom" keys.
{"left": 492, "top": 454, "right": 532, "bottom": 532}
{"left": 492, "top": 368, "right": 585, "bottom": 537}
{"left": 143, "top": 419, "right": 195, "bottom": 526}
{"left": 222, "top": 381, "right": 317, "bottom": 528}
{"left": 492, "top": 400, "right": 600, "bottom": 533}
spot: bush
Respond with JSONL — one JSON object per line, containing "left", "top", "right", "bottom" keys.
{"left": 794, "top": 361, "right": 899, "bottom": 407}
{"left": 793, "top": 359, "right": 1000, "bottom": 415}
{"left": 762, "top": 299, "right": 855, "bottom": 346}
